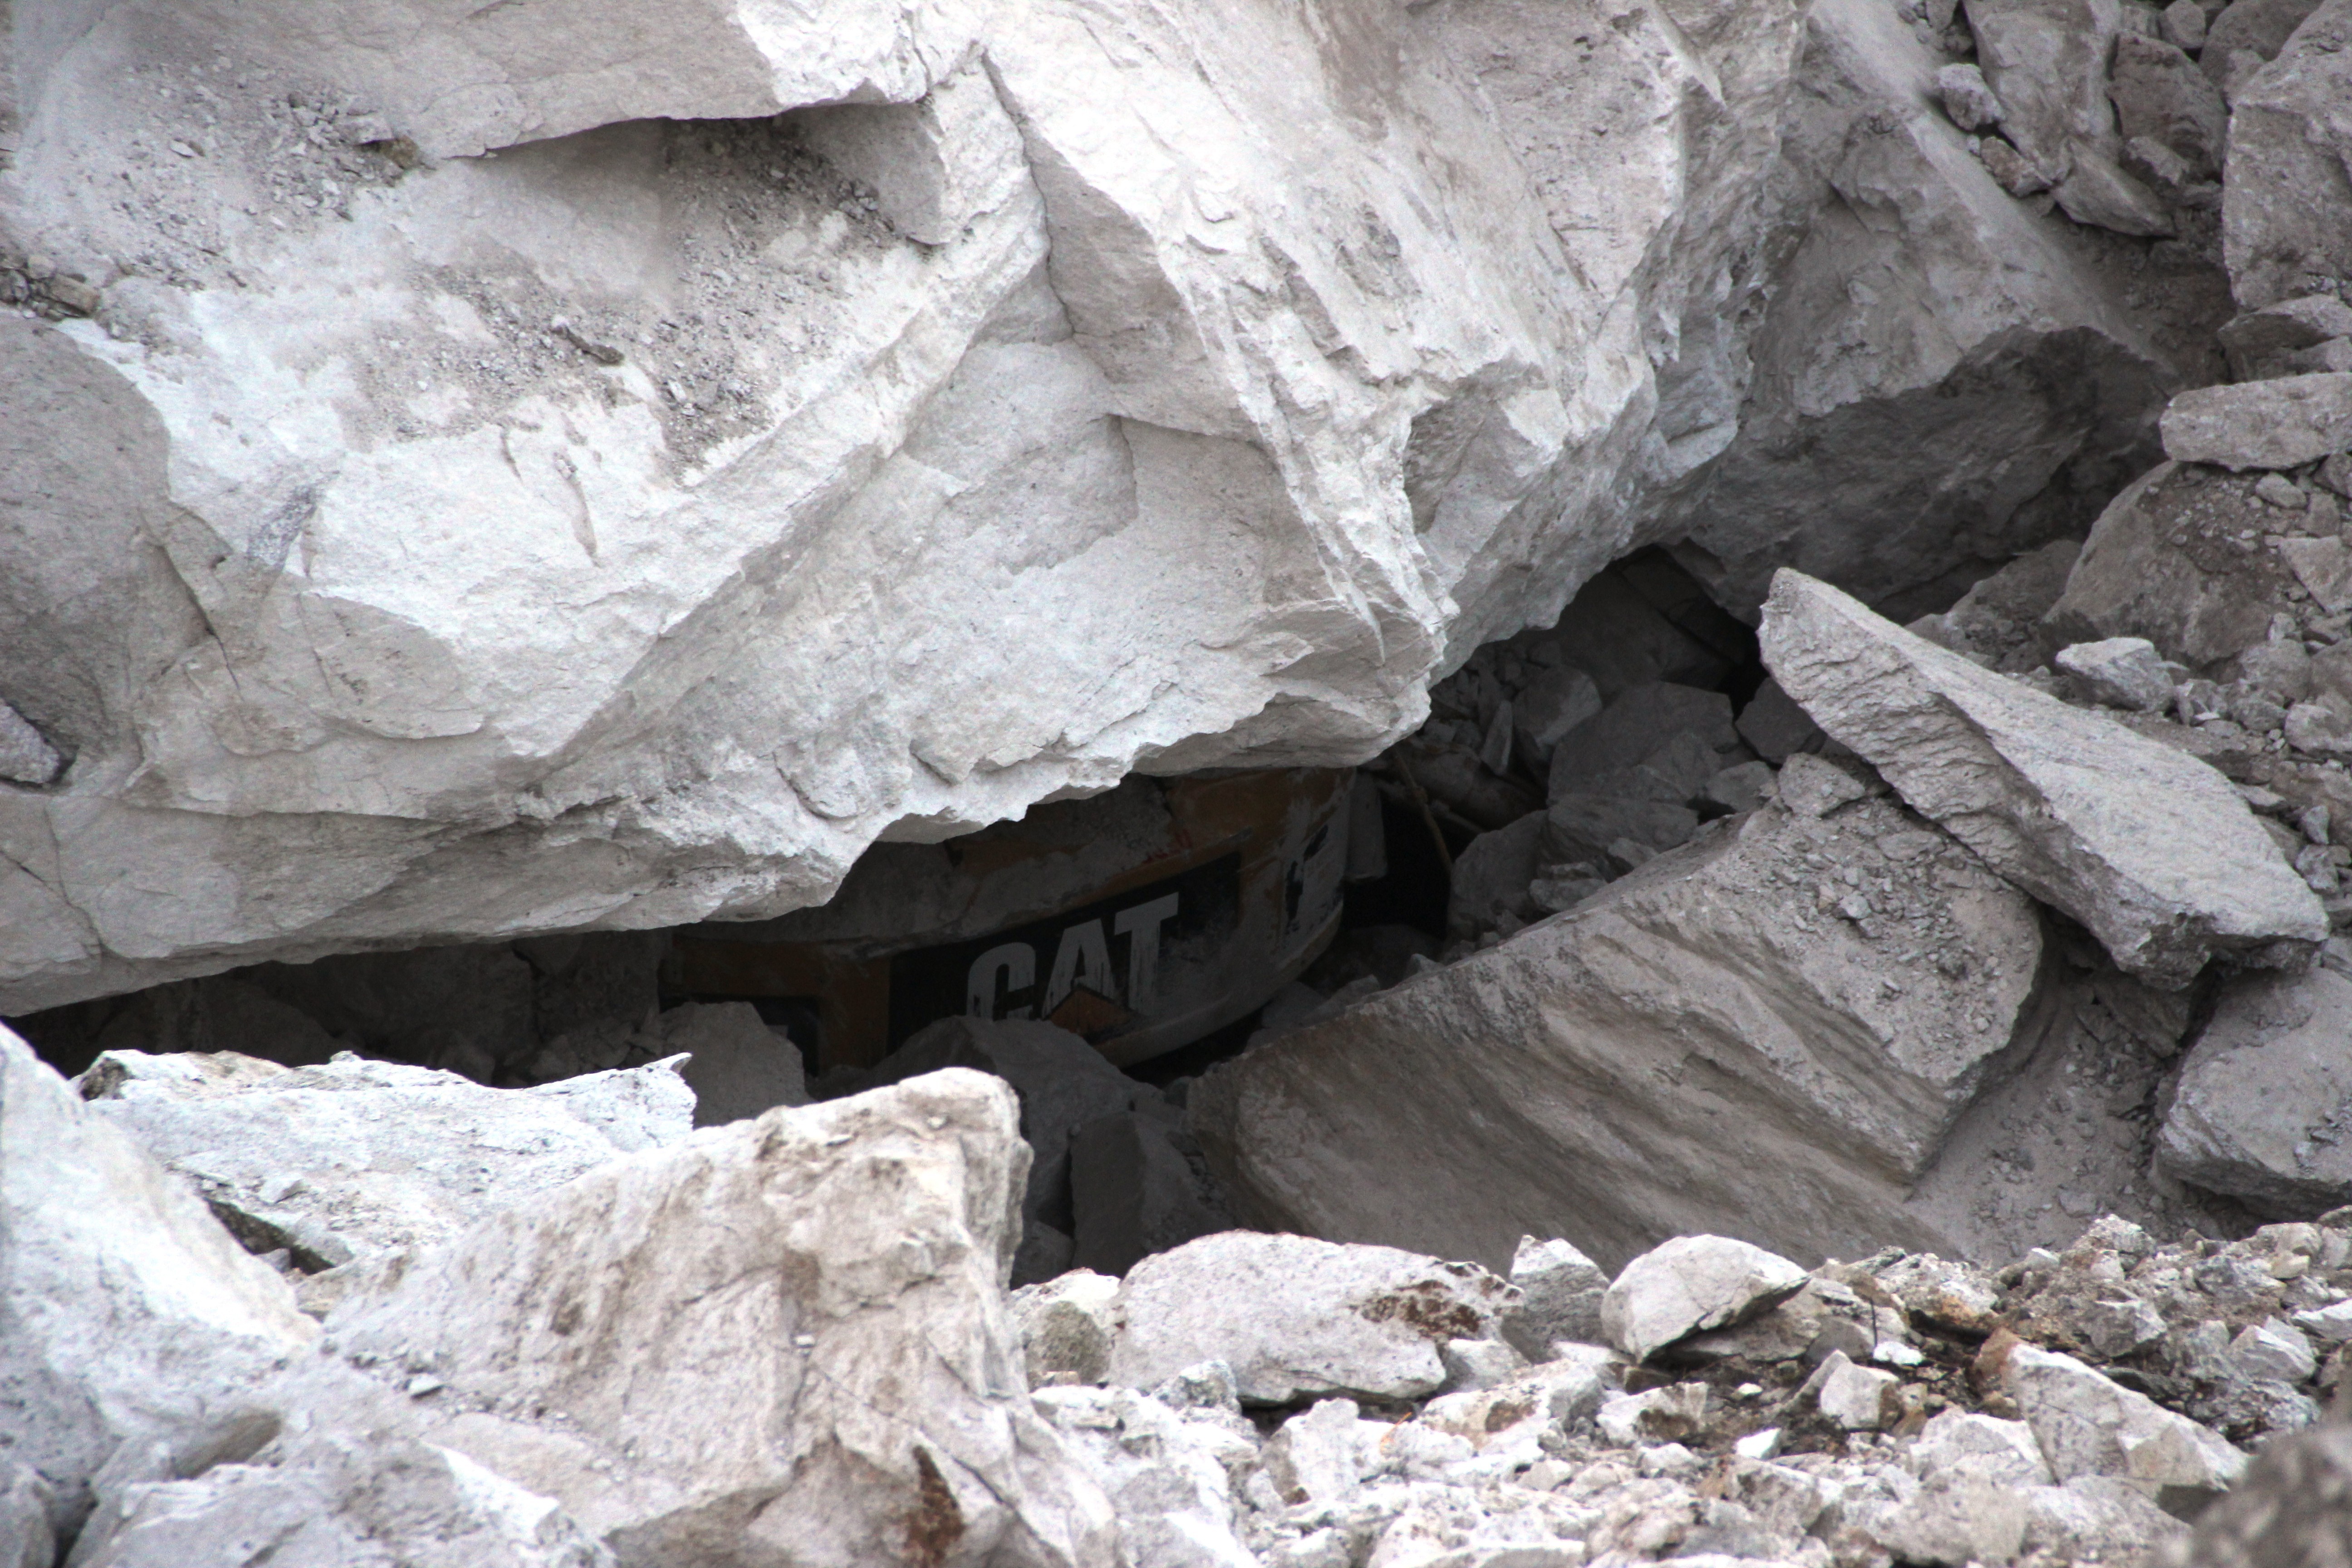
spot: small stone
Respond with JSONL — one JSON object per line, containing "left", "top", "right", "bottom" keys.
{"left": 1817, "top": 1352, "right": 1900, "bottom": 1430}
{"left": 1774, "top": 752, "right": 1870, "bottom": 819}
{"left": 2054, "top": 637, "right": 2175, "bottom": 711}
{"left": 1011, "top": 1269, "right": 1121, "bottom": 1387}
{"left": 1501, "top": 1235, "right": 1609, "bottom": 1357}
{"left": 2283, "top": 536, "right": 2352, "bottom": 614}
{"left": 1733, "top": 1426, "right": 1783, "bottom": 1460}
{"left": 2161, "top": 0, "right": 2205, "bottom": 49}
{"left": 404, "top": 1374, "right": 444, "bottom": 1397}
{"left": 1701, "top": 760, "right": 1778, "bottom": 814}
{"left": 1600, "top": 1234, "right": 1809, "bottom": 1362}
{"left": 2293, "top": 1299, "right": 2352, "bottom": 1343}
{"left": 1594, "top": 1382, "right": 1708, "bottom": 1446}
{"left": 2259, "top": 473, "right": 2311, "bottom": 510}
{"left": 1978, "top": 135, "right": 2051, "bottom": 196}
{"left": 1936, "top": 63, "right": 2005, "bottom": 131}
{"left": 2232, "top": 1318, "right": 2319, "bottom": 1383}
{"left": 1437, "top": 1336, "right": 1526, "bottom": 1393}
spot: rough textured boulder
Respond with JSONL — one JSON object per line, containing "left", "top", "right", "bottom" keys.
{"left": 1761, "top": 569, "right": 2325, "bottom": 984}
{"left": 0, "top": 0, "right": 2188, "bottom": 1012}
{"left": 2223, "top": 0, "right": 2352, "bottom": 310}
{"left": 2162, "top": 1420, "right": 2352, "bottom": 1568}
{"left": 1191, "top": 784, "right": 2046, "bottom": 1273}
{"left": 2161, "top": 374, "right": 2352, "bottom": 470}
{"left": 77, "top": 1436, "right": 614, "bottom": 1568}
{"left": 2158, "top": 968, "right": 2352, "bottom": 1215}
{"left": 1654, "top": 0, "right": 2168, "bottom": 613}
{"left": 2043, "top": 461, "right": 2308, "bottom": 671}
{"left": 78, "top": 1049, "right": 693, "bottom": 1266}
{"left": 309, "top": 1068, "right": 1118, "bottom": 1568}
{"left": 1993, "top": 1340, "right": 2248, "bottom": 1494}
{"left": 0, "top": 0, "right": 1825, "bottom": 1010}
{"left": 0, "top": 1029, "right": 317, "bottom": 1534}
{"left": 1601, "top": 1235, "right": 1811, "bottom": 1361}
{"left": 1106, "top": 1233, "right": 1514, "bottom": 1405}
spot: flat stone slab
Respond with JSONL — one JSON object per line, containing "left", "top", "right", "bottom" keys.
{"left": 2160, "top": 373, "right": 2352, "bottom": 470}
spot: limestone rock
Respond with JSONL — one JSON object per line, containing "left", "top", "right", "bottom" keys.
{"left": 1546, "top": 682, "right": 1742, "bottom": 798}
{"left": 1066, "top": 1110, "right": 1223, "bottom": 1278}
{"left": 1658, "top": 0, "right": 2167, "bottom": 614}
{"left": 0, "top": 1461, "right": 53, "bottom": 1568}
{"left": 656, "top": 1001, "right": 807, "bottom": 1126}
{"left": 2162, "top": 1421, "right": 2352, "bottom": 1568}
{"left": 1911, "top": 1409, "right": 2055, "bottom": 1487}
{"left": 2161, "top": 373, "right": 2352, "bottom": 470}
{"left": 2054, "top": 636, "right": 2175, "bottom": 710}
{"left": 1106, "top": 1232, "right": 1513, "bottom": 1405}
{"left": 1602, "top": 1235, "right": 1810, "bottom": 1362}
{"left": 0, "top": 1029, "right": 317, "bottom": 1531}
{"left": 81, "top": 1049, "right": 694, "bottom": 1266}
{"left": 2158, "top": 968, "right": 2352, "bottom": 1215}
{"left": 2219, "top": 294, "right": 2352, "bottom": 381}
{"left": 0, "top": 0, "right": 1829, "bottom": 1012}
{"left": 1935, "top": 63, "right": 2006, "bottom": 131}
{"left": 0, "top": 704, "right": 61, "bottom": 788}
{"left": 1995, "top": 1340, "right": 2248, "bottom": 1494}
{"left": 2108, "top": 34, "right": 2228, "bottom": 177}
{"left": 1193, "top": 782, "right": 2047, "bottom": 1272}
{"left": 1446, "top": 812, "right": 1548, "bottom": 939}
{"left": 315, "top": 1068, "right": 1121, "bottom": 1568}
{"left": 1735, "top": 678, "right": 1824, "bottom": 764}
{"left": 76, "top": 1436, "right": 615, "bottom": 1568}
{"left": 1501, "top": 1236, "right": 1611, "bottom": 1358}
{"left": 858, "top": 1017, "right": 1147, "bottom": 1278}
{"left": 1761, "top": 569, "right": 2326, "bottom": 985}
{"left": 1511, "top": 667, "right": 1602, "bottom": 770}
{"left": 1813, "top": 1351, "right": 1901, "bottom": 1429}
{"left": 1907, "top": 538, "right": 2081, "bottom": 673}
{"left": 2046, "top": 461, "right": 2306, "bottom": 670}
{"left": 1012, "top": 1271, "right": 1122, "bottom": 1388}
{"left": 2219, "top": 0, "right": 2352, "bottom": 309}
{"left": 1031, "top": 1385, "right": 1258, "bottom": 1568}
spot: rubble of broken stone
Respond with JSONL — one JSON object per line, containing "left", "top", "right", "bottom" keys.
{"left": 16, "top": 987, "right": 2342, "bottom": 1568}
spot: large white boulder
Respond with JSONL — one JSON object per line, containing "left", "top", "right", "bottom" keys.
{"left": 1106, "top": 1232, "right": 1514, "bottom": 1405}
{"left": 0, "top": 0, "right": 2174, "bottom": 1014}
{"left": 308, "top": 1068, "right": 1119, "bottom": 1568}
{"left": 78, "top": 1049, "right": 696, "bottom": 1265}
{"left": 0, "top": 1029, "right": 317, "bottom": 1533}
{"left": 1760, "top": 569, "right": 2327, "bottom": 985}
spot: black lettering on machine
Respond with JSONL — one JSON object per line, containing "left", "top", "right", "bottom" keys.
{"left": 885, "top": 854, "right": 1242, "bottom": 1050}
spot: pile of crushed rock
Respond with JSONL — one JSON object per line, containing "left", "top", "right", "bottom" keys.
{"left": 8, "top": 1017, "right": 2344, "bottom": 1568}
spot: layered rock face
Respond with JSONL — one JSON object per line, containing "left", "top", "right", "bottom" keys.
{"left": 0, "top": 0, "right": 2186, "bottom": 1009}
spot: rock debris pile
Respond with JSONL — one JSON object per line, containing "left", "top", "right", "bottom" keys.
{"left": 15, "top": 0, "right": 2352, "bottom": 1558}
{"left": 15, "top": 1006, "right": 2347, "bottom": 1568}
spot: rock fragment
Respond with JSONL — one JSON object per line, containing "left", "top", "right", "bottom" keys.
{"left": 81, "top": 1049, "right": 694, "bottom": 1267}
{"left": 1761, "top": 569, "right": 2326, "bottom": 984}
{"left": 1935, "top": 63, "right": 2006, "bottom": 130}
{"left": 0, "top": 1029, "right": 317, "bottom": 1532}
{"left": 2160, "top": 373, "right": 2352, "bottom": 471}
{"left": 2054, "top": 636, "right": 2175, "bottom": 710}
{"left": 2158, "top": 968, "right": 2352, "bottom": 1214}
{"left": 1107, "top": 1233, "right": 1513, "bottom": 1404}
{"left": 1994, "top": 1340, "right": 2248, "bottom": 1495}
{"left": 316, "top": 1068, "right": 1121, "bottom": 1567}
{"left": 1600, "top": 1235, "right": 1809, "bottom": 1362}
{"left": 0, "top": 701, "right": 61, "bottom": 786}
{"left": 1014, "top": 1271, "right": 1123, "bottom": 1387}
{"left": 1500, "top": 1235, "right": 1610, "bottom": 1357}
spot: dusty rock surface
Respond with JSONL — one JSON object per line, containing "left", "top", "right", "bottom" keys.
{"left": 0, "top": 0, "right": 2204, "bottom": 1009}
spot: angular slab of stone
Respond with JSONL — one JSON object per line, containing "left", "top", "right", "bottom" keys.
{"left": 1190, "top": 784, "right": 2044, "bottom": 1273}
{"left": 1993, "top": 1341, "right": 2246, "bottom": 1494}
{"left": 2158, "top": 968, "right": 2352, "bottom": 1215}
{"left": 2053, "top": 638, "right": 2173, "bottom": 712}
{"left": 0, "top": 1029, "right": 316, "bottom": 1530}
{"left": 1500, "top": 1236, "right": 1611, "bottom": 1358}
{"left": 2045, "top": 462, "right": 2306, "bottom": 670}
{"left": 1107, "top": 1233, "right": 1513, "bottom": 1405}
{"left": 2160, "top": 374, "right": 2352, "bottom": 470}
{"left": 1601, "top": 1235, "right": 1809, "bottom": 1361}
{"left": 1761, "top": 569, "right": 2325, "bottom": 985}
{"left": 317, "top": 1068, "right": 1119, "bottom": 1568}
{"left": 2223, "top": 0, "right": 2352, "bottom": 310}
{"left": 82, "top": 1050, "right": 695, "bottom": 1266}
{"left": 75, "top": 1436, "right": 613, "bottom": 1568}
